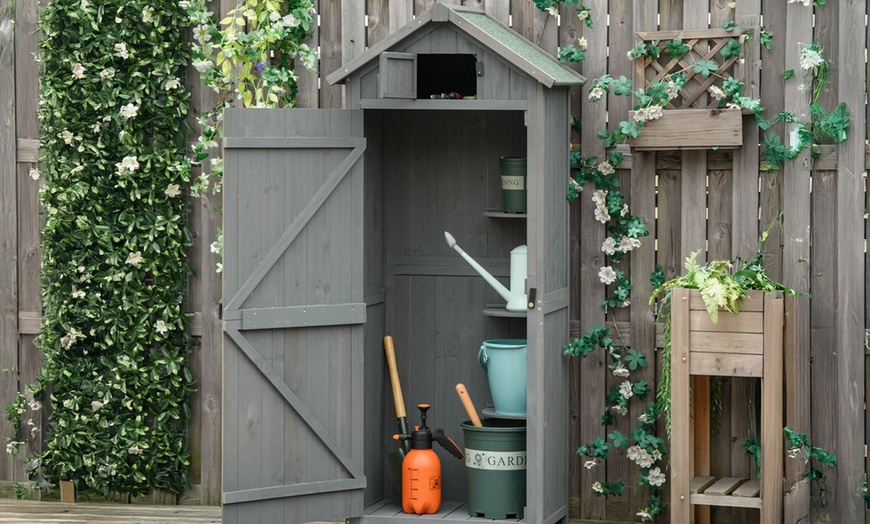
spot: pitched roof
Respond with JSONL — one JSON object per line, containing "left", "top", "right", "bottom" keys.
{"left": 326, "top": 4, "right": 585, "bottom": 88}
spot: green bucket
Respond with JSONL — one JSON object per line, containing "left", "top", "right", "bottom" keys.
{"left": 499, "top": 157, "right": 527, "bottom": 213}
{"left": 462, "top": 419, "right": 526, "bottom": 519}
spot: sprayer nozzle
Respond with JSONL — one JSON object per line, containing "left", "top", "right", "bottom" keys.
{"left": 443, "top": 231, "right": 457, "bottom": 249}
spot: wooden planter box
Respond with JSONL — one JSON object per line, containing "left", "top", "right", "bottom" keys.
{"left": 630, "top": 108, "right": 743, "bottom": 150}
{"left": 669, "top": 288, "right": 783, "bottom": 523}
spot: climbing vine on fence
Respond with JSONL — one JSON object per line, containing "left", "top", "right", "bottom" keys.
{"left": 541, "top": 0, "right": 848, "bottom": 521}
{"left": 18, "top": 0, "right": 196, "bottom": 496}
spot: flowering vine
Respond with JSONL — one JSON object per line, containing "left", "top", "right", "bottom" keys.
{"left": 23, "top": 0, "right": 196, "bottom": 496}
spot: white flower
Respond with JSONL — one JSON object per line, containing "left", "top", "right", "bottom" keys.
{"left": 637, "top": 509, "right": 653, "bottom": 521}
{"left": 594, "top": 206, "right": 610, "bottom": 224}
{"left": 116, "top": 156, "right": 139, "bottom": 175}
{"left": 578, "top": 9, "right": 589, "bottom": 21}
{"left": 601, "top": 237, "right": 617, "bottom": 256}
{"left": 126, "top": 251, "right": 144, "bottom": 266}
{"left": 787, "top": 447, "right": 801, "bottom": 459}
{"left": 194, "top": 24, "right": 212, "bottom": 45}
{"left": 592, "top": 481, "right": 604, "bottom": 493}
{"left": 620, "top": 204, "right": 629, "bottom": 217}
{"left": 636, "top": 449, "right": 654, "bottom": 468}
{"left": 588, "top": 86, "right": 605, "bottom": 102}
{"left": 612, "top": 405, "right": 628, "bottom": 416}
{"left": 71, "top": 62, "right": 85, "bottom": 79}
{"left": 665, "top": 81, "right": 680, "bottom": 99}
{"left": 599, "top": 266, "right": 617, "bottom": 285}
{"left": 729, "top": 1, "right": 736, "bottom": 8}
{"left": 72, "top": 288, "right": 85, "bottom": 299}
{"left": 127, "top": 445, "right": 144, "bottom": 455}
{"left": 70, "top": 163, "right": 84, "bottom": 174}
{"left": 178, "top": 0, "right": 191, "bottom": 8}
{"left": 29, "top": 168, "right": 39, "bottom": 180}
{"left": 210, "top": 240, "right": 221, "bottom": 254}
{"left": 651, "top": 449, "right": 662, "bottom": 461}
{"left": 546, "top": 6, "right": 558, "bottom": 16}
{"left": 165, "top": 78, "right": 180, "bottom": 90}
{"left": 612, "top": 366, "right": 630, "bottom": 377}
{"left": 788, "top": 125, "right": 803, "bottom": 153}
{"left": 592, "top": 189, "right": 607, "bottom": 206}
{"left": 114, "top": 42, "right": 129, "bottom": 59}
{"left": 193, "top": 59, "right": 214, "bottom": 73}
{"left": 799, "top": 45, "right": 824, "bottom": 73}
{"left": 100, "top": 68, "right": 115, "bottom": 79}
{"left": 120, "top": 103, "right": 139, "bottom": 119}
{"left": 619, "top": 380, "right": 633, "bottom": 399}
{"left": 647, "top": 467, "right": 666, "bottom": 486}
{"left": 638, "top": 413, "right": 651, "bottom": 424}
{"left": 60, "top": 130, "right": 74, "bottom": 144}
{"left": 269, "top": 10, "right": 281, "bottom": 22}
{"left": 28, "top": 400, "right": 41, "bottom": 411}
{"left": 647, "top": 105, "right": 663, "bottom": 120}
{"left": 142, "top": 7, "right": 154, "bottom": 23}
{"left": 165, "top": 184, "right": 181, "bottom": 197}
{"left": 584, "top": 459, "right": 598, "bottom": 469}
{"left": 617, "top": 237, "right": 641, "bottom": 253}
{"left": 577, "top": 37, "right": 588, "bottom": 49}
{"left": 597, "top": 161, "right": 615, "bottom": 175}
{"left": 156, "top": 320, "right": 169, "bottom": 335}
{"left": 282, "top": 14, "right": 298, "bottom": 28}
{"left": 91, "top": 400, "right": 104, "bottom": 411}
{"left": 789, "top": 0, "right": 812, "bottom": 5}
{"left": 709, "top": 85, "right": 726, "bottom": 100}
{"left": 62, "top": 399, "right": 74, "bottom": 409}
{"left": 633, "top": 107, "right": 649, "bottom": 122}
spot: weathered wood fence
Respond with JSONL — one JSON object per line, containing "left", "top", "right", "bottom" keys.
{"left": 2, "top": 0, "right": 869, "bottom": 521}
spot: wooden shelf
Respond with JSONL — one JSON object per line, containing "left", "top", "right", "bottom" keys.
{"left": 483, "top": 210, "right": 527, "bottom": 219}
{"left": 359, "top": 98, "right": 527, "bottom": 111}
{"left": 689, "top": 476, "right": 761, "bottom": 509}
{"left": 360, "top": 499, "right": 524, "bottom": 522}
{"left": 481, "top": 407, "right": 526, "bottom": 420}
{"left": 482, "top": 306, "right": 526, "bottom": 318}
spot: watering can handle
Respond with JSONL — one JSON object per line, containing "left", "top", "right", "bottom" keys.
{"left": 478, "top": 345, "right": 488, "bottom": 372}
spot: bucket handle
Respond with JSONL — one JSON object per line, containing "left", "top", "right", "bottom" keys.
{"left": 478, "top": 345, "right": 488, "bottom": 372}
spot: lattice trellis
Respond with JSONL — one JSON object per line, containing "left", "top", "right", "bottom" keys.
{"left": 634, "top": 28, "right": 747, "bottom": 110}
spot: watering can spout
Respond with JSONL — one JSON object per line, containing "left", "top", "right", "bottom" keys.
{"left": 443, "top": 231, "right": 527, "bottom": 312}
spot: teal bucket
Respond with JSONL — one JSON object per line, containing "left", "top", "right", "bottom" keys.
{"left": 462, "top": 419, "right": 527, "bottom": 519}
{"left": 479, "top": 339, "right": 527, "bottom": 416}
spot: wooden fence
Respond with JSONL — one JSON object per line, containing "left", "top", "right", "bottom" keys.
{"left": 2, "top": 0, "right": 870, "bottom": 521}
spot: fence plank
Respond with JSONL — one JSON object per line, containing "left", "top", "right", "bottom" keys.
{"left": 0, "top": 0, "right": 18, "bottom": 483}
{"left": 834, "top": 2, "right": 866, "bottom": 521}
{"left": 321, "top": 0, "right": 343, "bottom": 109}
{"left": 577, "top": 0, "right": 608, "bottom": 519}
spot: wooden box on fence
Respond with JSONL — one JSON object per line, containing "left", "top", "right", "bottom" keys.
{"left": 669, "top": 288, "right": 788, "bottom": 524}
{"left": 629, "top": 108, "right": 743, "bottom": 150}
{"left": 630, "top": 28, "right": 748, "bottom": 150}
{"left": 220, "top": 4, "right": 584, "bottom": 524}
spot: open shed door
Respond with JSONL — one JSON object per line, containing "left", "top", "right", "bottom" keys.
{"left": 221, "top": 109, "right": 366, "bottom": 524}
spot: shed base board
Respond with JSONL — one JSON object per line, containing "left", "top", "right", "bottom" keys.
{"left": 355, "top": 499, "right": 524, "bottom": 523}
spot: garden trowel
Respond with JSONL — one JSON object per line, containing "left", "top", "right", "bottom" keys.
{"left": 384, "top": 336, "right": 410, "bottom": 491}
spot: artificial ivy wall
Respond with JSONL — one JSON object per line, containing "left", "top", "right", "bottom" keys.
{"left": 34, "top": 0, "right": 195, "bottom": 494}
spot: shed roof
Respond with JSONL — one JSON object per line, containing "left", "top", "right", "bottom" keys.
{"left": 326, "top": 4, "right": 586, "bottom": 88}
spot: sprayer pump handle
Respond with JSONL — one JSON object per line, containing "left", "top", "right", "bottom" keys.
{"left": 433, "top": 428, "right": 464, "bottom": 460}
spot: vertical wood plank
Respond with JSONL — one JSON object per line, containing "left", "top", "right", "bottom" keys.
{"left": 367, "top": 0, "right": 389, "bottom": 47}
{"left": 577, "top": 0, "right": 608, "bottom": 519}
{"left": 320, "top": 0, "right": 343, "bottom": 108}
{"left": 342, "top": 0, "right": 366, "bottom": 66}
{"left": 14, "top": 0, "right": 42, "bottom": 487}
{"left": 784, "top": 294, "right": 810, "bottom": 524}
{"left": 834, "top": 2, "right": 866, "bottom": 521}
{"left": 0, "top": 0, "right": 18, "bottom": 483}
{"left": 760, "top": 293, "right": 784, "bottom": 524}
{"left": 781, "top": 3, "right": 813, "bottom": 520}
{"left": 294, "top": 0, "right": 319, "bottom": 108}
{"left": 670, "top": 289, "right": 691, "bottom": 524}
{"left": 388, "top": 0, "right": 413, "bottom": 34}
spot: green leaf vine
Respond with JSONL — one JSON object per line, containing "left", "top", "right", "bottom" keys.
{"left": 29, "top": 0, "right": 197, "bottom": 495}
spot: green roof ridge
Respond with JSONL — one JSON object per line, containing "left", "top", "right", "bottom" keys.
{"left": 457, "top": 11, "right": 582, "bottom": 86}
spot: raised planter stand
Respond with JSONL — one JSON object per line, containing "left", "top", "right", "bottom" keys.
{"left": 670, "top": 288, "right": 784, "bottom": 523}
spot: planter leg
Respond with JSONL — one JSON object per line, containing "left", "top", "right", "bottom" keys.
{"left": 60, "top": 480, "right": 76, "bottom": 503}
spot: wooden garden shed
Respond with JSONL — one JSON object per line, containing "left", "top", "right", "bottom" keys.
{"left": 220, "top": 4, "right": 584, "bottom": 523}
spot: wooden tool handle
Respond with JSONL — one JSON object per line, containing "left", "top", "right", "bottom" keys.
{"left": 455, "top": 383, "right": 483, "bottom": 427}
{"left": 384, "top": 336, "right": 406, "bottom": 419}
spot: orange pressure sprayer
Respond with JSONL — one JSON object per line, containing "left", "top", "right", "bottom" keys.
{"left": 394, "top": 404, "right": 463, "bottom": 514}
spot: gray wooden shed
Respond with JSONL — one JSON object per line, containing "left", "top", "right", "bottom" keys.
{"left": 220, "top": 4, "right": 585, "bottom": 523}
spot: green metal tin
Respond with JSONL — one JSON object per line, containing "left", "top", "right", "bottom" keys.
{"left": 499, "top": 157, "right": 527, "bottom": 213}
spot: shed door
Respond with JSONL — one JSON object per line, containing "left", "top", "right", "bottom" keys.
{"left": 221, "top": 108, "right": 366, "bottom": 523}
